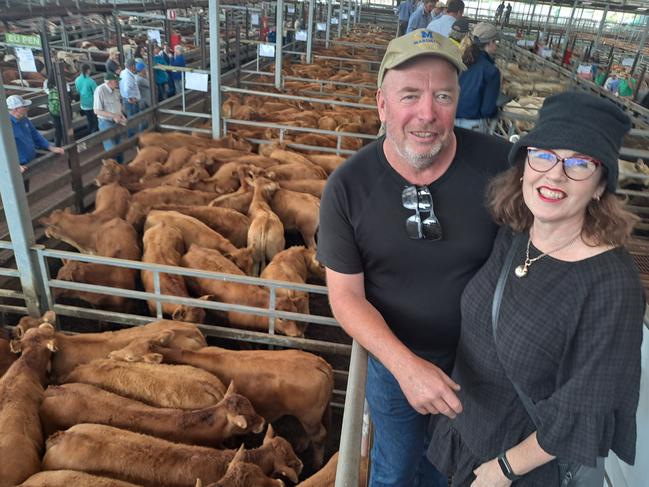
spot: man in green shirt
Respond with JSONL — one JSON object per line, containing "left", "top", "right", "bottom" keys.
{"left": 618, "top": 72, "right": 637, "bottom": 98}
{"left": 74, "top": 64, "right": 98, "bottom": 134}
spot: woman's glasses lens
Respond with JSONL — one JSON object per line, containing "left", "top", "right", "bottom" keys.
{"left": 527, "top": 148, "right": 598, "bottom": 181}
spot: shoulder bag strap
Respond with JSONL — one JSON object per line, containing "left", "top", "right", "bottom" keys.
{"left": 491, "top": 233, "right": 542, "bottom": 429}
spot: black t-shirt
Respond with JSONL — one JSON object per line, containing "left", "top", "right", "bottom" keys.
{"left": 317, "top": 128, "right": 511, "bottom": 354}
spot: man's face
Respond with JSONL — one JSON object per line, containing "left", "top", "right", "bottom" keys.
{"left": 424, "top": 2, "right": 434, "bottom": 13}
{"left": 107, "top": 79, "right": 119, "bottom": 90}
{"left": 377, "top": 56, "right": 459, "bottom": 171}
{"left": 11, "top": 106, "right": 29, "bottom": 119}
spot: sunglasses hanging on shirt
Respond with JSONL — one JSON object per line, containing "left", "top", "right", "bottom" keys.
{"left": 401, "top": 185, "right": 443, "bottom": 241}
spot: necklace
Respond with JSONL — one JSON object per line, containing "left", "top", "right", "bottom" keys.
{"left": 514, "top": 233, "right": 581, "bottom": 278}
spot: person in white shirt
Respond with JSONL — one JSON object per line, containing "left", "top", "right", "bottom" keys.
{"left": 119, "top": 59, "right": 141, "bottom": 137}
{"left": 426, "top": 0, "right": 464, "bottom": 37}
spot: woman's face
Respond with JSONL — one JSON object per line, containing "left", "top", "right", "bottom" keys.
{"left": 522, "top": 148, "right": 606, "bottom": 230}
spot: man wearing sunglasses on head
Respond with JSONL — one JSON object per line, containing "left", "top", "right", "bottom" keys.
{"left": 317, "top": 30, "right": 511, "bottom": 487}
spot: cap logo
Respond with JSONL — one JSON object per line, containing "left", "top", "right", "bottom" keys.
{"left": 416, "top": 30, "right": 441, "bottom": 48}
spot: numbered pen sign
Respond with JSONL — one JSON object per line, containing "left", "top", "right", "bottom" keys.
{"left": 295, "top": 30, "right": 308, "bottom": 41}
{"left": 342, "top": 13, "right": 348, "bottom": 19}
{"left": 287, "top": 5, "right": 295, "bottom": 13}
{"left": 622, "top": 57, "right": 635, "bottom": 67}
{"left": 166, "top": 9, "right": 177, "bottom": 20}
{"left": 15, "top": 47, "right": 37, "bottom": 73}
{"left": 258, "top": 43, "right": 276, "bottom": 57}
{"left": 316, "top": 22, "right": 327, "bottom": 31}
{"left": 185, "top": 72, "right": 209, "bottom": 92}
{"left": 147, "top": 29, "right": 161, "bottom": 44}
{"left": 331, "top": 17, "right": 339, "bottom": 24}
{"left": 251, "top": 13, "right": 260, "bottom": 25}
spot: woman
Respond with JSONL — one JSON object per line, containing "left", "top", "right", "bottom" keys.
{"left": 105, "top": 47, "right": 121, "bottom": 76}
{"left": 455, "top": 22, "right": 500, "bottom": 134}
{"left": 74, "top": 63, "right": 98, "bottom": 134}
{"left": 427, "top": 92, "right": 645, "bottom": 486}
{"left": 169, "top": 44, "right": 186, "bottom": 96}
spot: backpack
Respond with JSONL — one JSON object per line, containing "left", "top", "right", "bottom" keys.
{"left": 48, "top": 89, "right": 61, "bottom": 116}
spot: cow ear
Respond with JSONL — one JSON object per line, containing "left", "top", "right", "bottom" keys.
{"left": 102, "top": 159, "right": 109, "bottom": 166}
{"left": 263, "top": 424, "right": 275, "bottom": 444}
{"left": 46, "top": 339, "right": 58, "bottom": 352}
{"left": 38, "top": 322, "right": 55, "bottom": 332}
{"left": 227, "top": 414, "right": 247, "bottom": 430}
{"left": 231, "top": 444, "right": 246, "bottom": 464}
{"left": 9, "top": 339, "right": 22, "bottom": 354}
{"left": 194, "top": 479, "right": 203, "bottom": 487}
{"left": 144, "top": 353, "right": 163, "bottom": 364}
{"left": 225, "top": 380, "right": 237, "bottom": 396}
{"left": 157, "top": 330, "right": 175, "bottom": 345}
{"left": 42, "top": 310, "right": 56, "bottom": 323}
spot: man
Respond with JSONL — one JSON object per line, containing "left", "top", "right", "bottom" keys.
{"left": 105, "top": 47, "right": 121, "bottom": 76}
{"left": 495, "top": 0, "right": 505, "bottom": 23}
{"left": 426, "top": 0, "right": 464, "bottom": 37}
{"left": 317, "top": 29, "right": 510, "bottom": 487}
{"left": 406, "top": 0, "right": 434, "bottom": 33}
{"left": 8, "top": 94, "right": 64, "bottom": 191}
{"left": 152, "top": 44, "right": 170, "bottom": 102}
{"left": 431, "top": 1, "right": 446, "bottom": 21}
{"left": 162, "top": 42, "right": 176, "bottom": 97}
{"left": 119, "top": 58, "right": 141, "bottom": 137}
{"left": 74, "top": 63, "right": 98, "bottom": 134}
{"left": 503, "top": 2, "right": 512, "bottom": 25}
{"left": 397, "top": 0, "right": 415, "bottom": 36}
{"left": 94, "top": 72, "right": 126, "bottom": 163}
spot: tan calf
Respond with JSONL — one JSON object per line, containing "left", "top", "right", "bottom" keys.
{"left": 43, "top": 423, "right": 303, "bottom": 486}
{"left": 181, "top": 245, "right": 305, "bottom": 337}
{"left": 41, "top": 381, "right": 264, "bottom": 445}
{"left": 132, "top": 186, "right": 218, "bottom": 208}
{"left": 0, "top": 335, "right": 16, "bottom": 377}
{"left": 139, "top": 131, "right": 253, "bottom": 153}
{"left": 208, "top": 178, "right": 254, "bottom": 214}
{"left": 94, "top": 182, "right": 131, "bottom": 219}
{"left": 267, "top": 162, "right": 328, "bottom": 180}
{"left": 142, "top": 222, "right": 206, "bottom": 322}
{"left": 307, "top": 154, "right": 345, "bottom": 175}
{"left": 296, "top": 452, "right": 369, "bottom": 486}
{"left": 278, "top": 179, "right": 326, "bottom": 198}
{"left": 198, "top": 446, "right": 284, "bottom": 487}
{"left": 271, "top": 189, "right": 321, "bottom": 248}
{"left": 62, "top": 358, "right": 225, "bottom": 409}
{"left": 127, "top": 146, "right": 169, "bottom": 176}
{"left": 19, "top": 471, "right": 142, "bottom": 487}
{"left": 95, "top": 158, "right": 140, "bottom": 188}
{"left": 132, "top": 164, "right": 211, "bottom": 192}
{"left": 247, "top": 177, "right": 285, "bottom": 275}
{"left": 162, "top": 146, "right": 197, "bottom": 173}
{"left": 0, "top": 324, "right": 56, "bottom": 487}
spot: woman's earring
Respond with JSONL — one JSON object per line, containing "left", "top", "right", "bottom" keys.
{"left": 594, "top": 194, "right": 601, "bottom": 201}
{"left": 519, "top": 177, "right": 523, "bottom": 182}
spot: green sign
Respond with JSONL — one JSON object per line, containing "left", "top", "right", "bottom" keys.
{"left": 5, "top": 33, "right": 42, "bottom": 49}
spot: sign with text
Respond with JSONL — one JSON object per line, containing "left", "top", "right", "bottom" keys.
{"left": 295, "top": 30, "right": 308, "bottom": 41}
{"left": 258, "top": 43, "right": 276, "bottom": 57}
{"left": 5, "top": 33, "right": 41, "bottom": 48}
{"left": 331, "top": 17, "right": 339, "bottom": 24}
{"left": 15, "top": 47, "right": 37, "bottom": 72}
{"left": 147, "top": 29, "right": 161, "bottom": 44}
{"left": 316, "top": 22, "right": 326, "bottom": 31}
{"left": 287, "top": 5, "right": 295, "bottom": 13}
{"left": 622, "top": 57, "right": 635, "bottom": 67}
{"left": 166, "top": 9, "right": 177, "bottom": 20}
{"left": 251, "top": 13, "right": 260, "bottom": 25}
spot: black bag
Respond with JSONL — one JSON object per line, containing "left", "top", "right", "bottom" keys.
{"left": 491, "top": 235, "right": 605, "bottom": 487}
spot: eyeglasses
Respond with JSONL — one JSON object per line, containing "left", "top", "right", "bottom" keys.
{"left": 402, "top": 185, "right": 443, "bottom": 240}
{"left": 526, "top": 147, "right": 601, "bottom": 181}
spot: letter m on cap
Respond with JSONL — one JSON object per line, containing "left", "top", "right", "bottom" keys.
{"left": 421, "top": 31, "right": 433, "bottom": 39}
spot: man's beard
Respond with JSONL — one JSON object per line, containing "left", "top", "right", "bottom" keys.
{"left": 385, "top": 121, "right": 444, "bottom": 171}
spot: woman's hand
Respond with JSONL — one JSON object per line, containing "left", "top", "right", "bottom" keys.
{"left": 471, "top": 458, "right": 513, "bottom": 487}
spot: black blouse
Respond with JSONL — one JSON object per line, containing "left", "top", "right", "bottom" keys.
{"left": 428, "top": 227, "right": 645, "bottom": 486}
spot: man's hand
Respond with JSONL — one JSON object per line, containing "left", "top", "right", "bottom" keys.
{"left": 49, "top": 146, "right": 65, "bottom": 155}
{"left": 471, "top": 458, "right": 512, "bottom": 487}
{"left": 19, "top": 165, "right": 28, "bottom": 173}
{"left": 394, "top": 355, "right": 462, "bottom": 417}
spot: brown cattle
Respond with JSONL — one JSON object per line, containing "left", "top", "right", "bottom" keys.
{"left": 47, "top": 319, "right": 206, "bottom": 380}
{"left": 208, "top": 180, "right": 254, "bottom": 214}
{"left": 132, "top": 186, "right": 218, "bottom": 208}
{"left": 94, "top": 182, "right": 132, "bottom": 219}
{"left": 116, "top": 341, "right": 333, "bottom": 467}
{"left": 0, "top": 324, "right": 57, "bottom": 486}
{"left": 277, "top": 179, "right": 326, "bottom": 198}
{"left": 247, "top": 177, "right": 285, "bottom": 275}
{"left": 94, "top": 159, "right": 141, "bottom": 190}
{"left": 19, "top": 471, "right": 142, "bottom": 487}
{"left": 151, "top": 205, "right": 250, "bottom": 248}
{"left": 190, "top": 162, "right": 245, "bottom": 194}
{"left": 198, "top": 446, "right": 284, "bottom": 487}
{"left": 127, "top": 146, "right": 169, "bottom": 177}
{"left": 142, "top": 222, "right": 206, "bottom": 322}
{"left": 260, "top": 246, "right": 325, "bottom": 315}
{"left": 203, "top": 147, "right": 252, "bottom": 163}
{"left": 161, "top": 146, "right": 197, "bottom": 173}
{"left": 43, "top": 424, "right": 302, "bottom": 486}
{"left": 132, "top": 164, "right": 211, "bottom": 192}
{"left": 139, "top": 131, "right": 253, "bottom": 153}
{"left": 12, "top": 310, "right": 56, "bottom": 338}
{"left": 145, "top": 210, "right": 253, "bottom": 274}
{"left": 0, "top": 335, "right": 16, "bottom": 378}
{"left": 181, "top": 245, "right": 305, "bottom": 337}
{"left": 307, "top": 154, "right": 345, "bottom": 174}
{"left": 267, "top": 163, "right": 328, "bottom": 180}
{"left": 271, "top": 188, "right": 320, "bottom": 248}
{"left": 41, "top": 381, "right": 264, "bottom": 445}
{"left": 295, "top": 452, "right": 368, "bottom": 487}
{"left": 62, "top": 358, "right": 226, "bottom": 409}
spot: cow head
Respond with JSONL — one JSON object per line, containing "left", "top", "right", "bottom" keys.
{"left": 304, "top": 248, "right": 326, "bottom": 282}
{"left": 222, "top": 382, "right": 265, "bottom": 436}
{"left": 171, "top": 305, "right": 206, "bottom": 324}
{"left": 225, "top": 248, "right": 254, "bottom": 275}
{"left": 39, "top": 207, "right": 74, "bottom": 228}
{"left": 176, "top": 165, "right": 210, "bottom": 189}
{"left": 10, "top": 322, "right": 57, "bottom": 379}
{"left": 275, "top": 296, "right": 308, "bottom": 338}
{"left": 13, "top": 310, "right": 56, "bottom": 339}
{"left": 95, "top": 159, "right": 124, "bottom": 186}
{"left": 262, "top": 425, "right": 303, "bottom": 483}
{"left": 204, "top": 445, "right": 285, "bottom": 487}
{"left": 108, "top": 333, "right": 171, "bottom": 363}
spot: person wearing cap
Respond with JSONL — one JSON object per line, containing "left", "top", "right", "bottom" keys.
{"left": 427, "top": 92, "right": 644, "bottom": 486}
{"left": 431, "top": 1, "right": 446, "bottom": 21}
{"left": 170, "top": 44, "right": 187, "bottom": 97}
{"left": 397, "top": 0, "right": 415, "bottom": 36}
{"left": 105, "top": 47, "right": 122, "bottom": 76}
{"left": 318, "top": 29, "right": 510, "bottom": 487}
{"left": 449, "top": 17, "right": 470, "bottom": 47}
{"left": 74, "top": 63, "right": 99, "bottom": 134}
{"left": 426, "top": 0, "right": 464, "bottom": 37}
{"left": 7, "top": 94, "right": 65, "bottom": 184}
{"left": 406, "top": 0, "right": 434, "bottom": 34}
{"left": 119, "top": 58, "right": 141, "bottom": 137}
{"left": 455, "top": 22, "right": 501, "bottom": 133}
{"left": 94, "top": 72, "right": 126, "bottom": 163}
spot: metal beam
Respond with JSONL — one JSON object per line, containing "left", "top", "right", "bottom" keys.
{"left": 593, "top": 2, "right": 609, "bottom": 52}
{"left": 275, "top": 0, "right": 284, "bottom": 90}
{"left": 631, "top": 14, "right": 649, "bottom": 76}
{"left": 326, "top": 0, "right": 332, "bottom": 48}
{"left": 306, "top": 0, "right": 315, "bottom": 63}
{"left": 209, "top": 0, "right": 222, "bottom": 138}
{"left": 0, "top": 84, "right": 48, "bottom": 316}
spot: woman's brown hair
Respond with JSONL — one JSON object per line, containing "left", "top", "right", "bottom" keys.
{"left": 487, "top": 161, "right": 638, "bottom": 247}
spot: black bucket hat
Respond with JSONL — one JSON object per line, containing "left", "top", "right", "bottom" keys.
{"left": 508, "top": 91, "right": 631, "bottom": 193}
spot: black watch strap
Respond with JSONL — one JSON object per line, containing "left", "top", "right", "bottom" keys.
{"left": 497, "top": 452, "right": 521, "bottom": 481}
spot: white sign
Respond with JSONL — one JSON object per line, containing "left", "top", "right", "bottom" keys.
{"left": 351, "top": 10, "right": 356, "bottom": 16}
{"left": 15, "top": 47, "right": 37, "bottom": 73}
{"left": 577, "top": 64, "right": 592, "bottom": 75}
{"left": 342, "top": 13, "right": 348, "bottom": 19}
{"left": 287, "top": 5, "right": 295, "bottom": 13}
{"left": 622, "top": 57, "right": 635, "bottom": 67}
{"left": 185, "top": 72, "right": 209, "bottom": 92}
{"left": 295, "top": 30, "right": 308, "bottom": 41}
{"left": 316, "top": 22, "right": 326, "bottom": 31}
{"left": 540, "top": 48, "right": 553, "bottom": 59}
{"left": 251, "top": 13, "right": 260, "bottom": 25}
{"left": 331, "top": 17, "right": 339, "bottom": 24}
{"left": 166, "top": 9, "right": 177, "bottom": 20}
{"left": 147, "top": 29, "right": 161, "bottom": 44}
{"left": 258, "top": 43, "right": 276, "bottom": 57}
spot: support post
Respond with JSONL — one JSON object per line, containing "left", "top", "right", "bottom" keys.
{"left": 560, "top": 0, "right": 579, "bottom": 60}
{"left": 631, "top": 15, "right": 649, "bottom": 76}
{"left": 114, "top": 14, "right": 125, "bottom": 65}
{"left": 593, "top": 3, "right": 609, "bottom": 53}
{"left": 40, "top": 18, "right": 54, "bottom": 78}
{"left": 337, "top": 0, "right": 343, "bottom": 37}
{"left": 209, "top": 0, "right": 222, "bottom": 138}
{"left": 235, "top": 24, "right": 241, "bottom": 88}
{"left": 0, "top": 84, "right": 49, "bottom": 316}
{"left": 633, "top": 66, "right": 646, "bottom": 102}
{"left": 326, "top": 0, "right": 332, "bottom": 48}
{"left": 146, "top": 41, "right": 158, "bottom": 125}
{"left": 195, "top": 13, "right": 201, "bottom": 47}
{"left": 60, "top": 17, "right": 69, "bottom": 49}
{"left": 275, "top": 0, "right": 285, "bottom": 90}
{"left": 164, "top": 18, "right": 172, "bottom": 45}
{"left": 306, "top": 0, "right": 315, "bottom": 63}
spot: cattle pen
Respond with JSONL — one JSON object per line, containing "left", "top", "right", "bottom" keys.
{"left": 2, "top": 0, "right": 649, "bottom": 486}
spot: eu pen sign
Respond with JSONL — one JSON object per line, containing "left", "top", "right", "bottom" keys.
{"left": 5, "top": 33, "right": 41, "bottom": 49}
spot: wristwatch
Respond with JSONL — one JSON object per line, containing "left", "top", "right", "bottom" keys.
{"left": 497, "top": 452, "right": 521, "bottom": 481}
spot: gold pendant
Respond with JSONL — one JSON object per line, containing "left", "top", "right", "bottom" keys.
{"left": 514, "top": 265, "right": 528, "bottom": 278}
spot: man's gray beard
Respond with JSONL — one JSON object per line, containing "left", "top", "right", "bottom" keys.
{"left": 385, "top": 122, "right": 443, "bottom": 171}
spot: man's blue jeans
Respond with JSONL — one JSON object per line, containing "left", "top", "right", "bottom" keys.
{"left": 98, "top": 117, "right": 123, "bottom": 164}
{"left": 124, "top": 101, "right": 140, "bottom": 138}
{"left": 366, "top": 354, "right": 452, "bottom": 487}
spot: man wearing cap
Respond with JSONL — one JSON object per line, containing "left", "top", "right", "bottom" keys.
{"left": 94, "top": 73, "right": 126, "bottom": 163}
{"left": 426, "top": 0, "right": 464, "bottom": 37}
{"left": 449, "top": 17, "right": 470, "bottom": 46}
{"left": 431, "top": 1, "right": 446, "bottom": 21}
{"left": 318, "top": 29, "right": 510, "bottom": 487}
{"left": 406, "top": 0, "right": 434, "bottom": 34}
{"left": 7, "top": 94, "right": 64, "bottom": 188}
{"left": 397, "top": 0, "right": 415, "bottom": 36}
{"left": 119, "top": 58, "right": 141, "bottom": 137}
